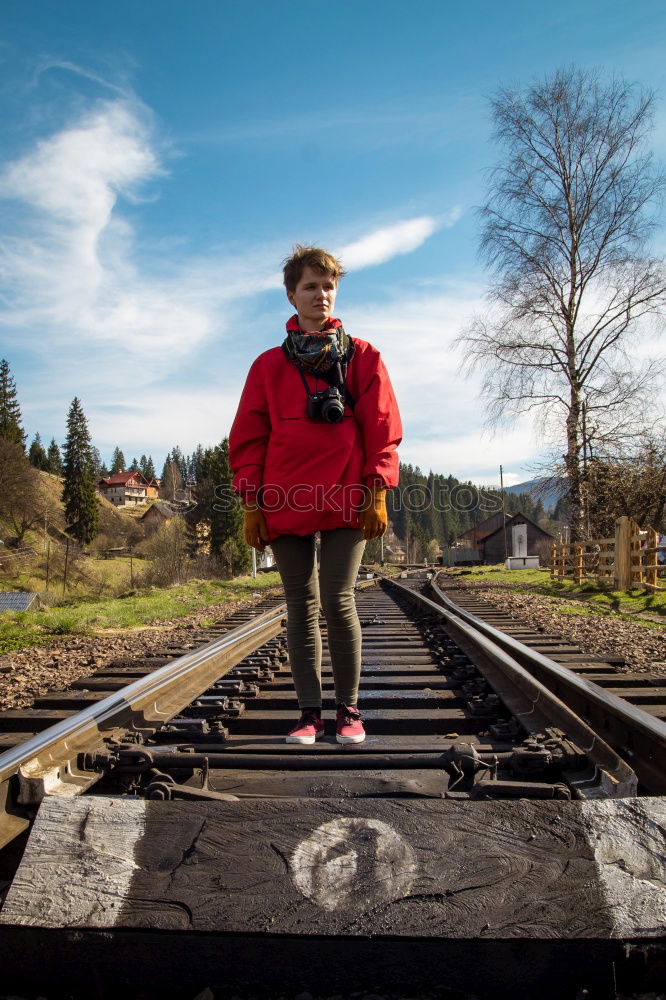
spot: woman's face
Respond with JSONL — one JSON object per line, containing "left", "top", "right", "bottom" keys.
{"left": 287, "top": 266, "right": 338, "bottom": 330}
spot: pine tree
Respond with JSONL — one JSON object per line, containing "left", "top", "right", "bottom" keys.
{"left": 211, "top": 439, "right": 250, "bottom": 574}
{"left": 145, "top": 455, "right": 156, "bottom": 480}
{"left": 186, "top": 440, "right": 249, "bottom": 574}
{"left": 170, "top": 445, "right": 187, "bottom": 480}
{"left": 129, "top": 457, "right": 139, "bottom": 472}
{"left": 62, "top": 398, "right": 99, "bottom": 544}
{"left": 139, "top": 454, "right": 148, "bottom": 476}
{"left": 0, "top": 359, "right": 26, "bottom": 450}
{"left": 46, "top": 438, "right": 63, "bottom": 476}
{"left": 28, "top": 432, "right": 49, "bottom": 470}
{"left": 190, "top": 444, "right": 205, "bottom": 482}
{"left": 110, "top": 447, "right": 125, "bottom": 474}
{"left": 90, "top": 446, "right": 104, "bottom": 477}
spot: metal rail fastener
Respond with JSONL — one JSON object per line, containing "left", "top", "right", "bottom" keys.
{"left": 0, "top": 603, "right": 286, "bottom": 850}
{"left": 385, "top": 577, "right": 637, "bottom": 798}
{"left": 428, "top": 574, "right": 666, "bottom": 794}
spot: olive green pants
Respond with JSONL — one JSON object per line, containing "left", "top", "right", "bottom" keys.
{"left": 270, "top": 529, "right": 366, "bottom": 709}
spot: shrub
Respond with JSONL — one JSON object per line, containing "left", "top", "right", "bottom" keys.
{"left": 141, "top": 518, "right": 190, "bottom": 586}
{"left": 49, "top": 614, "right": 79, "bottom": 634}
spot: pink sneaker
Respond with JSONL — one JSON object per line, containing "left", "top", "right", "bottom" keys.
{"left": 336, "top": 704, "right": 365, "bottom": 744}
{"left": 286, "top": 711, "right": 325, "bottom": 745}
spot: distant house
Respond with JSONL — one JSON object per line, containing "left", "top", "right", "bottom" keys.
{"left": 97, "top": 471, "right": 160, "bottom": 507}
{"left": 454, "top": 512, "right": 508, "bottom": 553}
{"left": 382, "top": 525, "right": 406, "bottom": 563}
{"left": 140, "top": 501, "right": 180, "bottom": 533}
{"left": 259, "top": 547, "right": 275, "bottom": 570}
{"left": 453, "top": 512, "right": 553, "bottom": 564}
{"left": 481, "top": 513, "right": 554, "bottom": 564}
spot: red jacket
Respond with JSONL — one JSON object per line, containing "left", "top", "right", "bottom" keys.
{"left": 229, "top": 337, "right": 402, "bottom": 540}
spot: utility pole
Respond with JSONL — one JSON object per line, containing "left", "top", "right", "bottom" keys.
{"left": 251, "top": 547, "right": 257, "bottom": 578}
{"left": 62, "top": 537, "right": 70, "bottom": 596}
{"left": 500, "top": 465, "right": 509, "bottom": 564}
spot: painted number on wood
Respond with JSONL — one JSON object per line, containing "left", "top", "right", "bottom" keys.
{"left": 290, "top": 817, "right": 417, "bottom": 912}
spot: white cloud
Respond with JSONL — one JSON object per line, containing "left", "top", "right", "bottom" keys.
{"left": 337, "top": 216, "right": 441, "bottom": 270}
{"left": 261, "top": 211, "right": 460, "bottom": 286}
{"left": 485, "top": 471, "right": 527, "bottom": 488}
{"left": 344, "top": 285, "right": 544, "bottom": 480}
{"left": 0, "top": 99, "right": 291, "bottom": 386}
{"left": 402, "top": 428, "right": 540, "bottom": 482}
{"left": 89, "top": 387, "right": 241, "bottom": 461}
{"left": 2, "top": 101, "right": 159, "bottom": 224}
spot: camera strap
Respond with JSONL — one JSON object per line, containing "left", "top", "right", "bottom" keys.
{"left": 282, "top": 328, "right": 356, "bottom": 411}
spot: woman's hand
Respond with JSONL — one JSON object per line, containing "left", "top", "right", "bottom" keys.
{"left": 359, "top": 485, "right": 388, "bottom": 540}
{"left": 243, "top": 504, "right": 269, "bottom": 551}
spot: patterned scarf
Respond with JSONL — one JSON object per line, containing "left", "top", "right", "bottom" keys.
{"left": 284, "top": 314, "right": 344, "bottom": 372}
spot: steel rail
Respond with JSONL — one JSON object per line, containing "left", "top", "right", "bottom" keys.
{"left": 0, "top": 602, "right": 286, "bottom": 849}
{"left": 384, "top": 577, "right": 637, "bottom": 797}
{"left": 428, "top": 573, "right": 666, "bottom": 793}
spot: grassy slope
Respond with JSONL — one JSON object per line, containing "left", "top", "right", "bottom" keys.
{"left": 1, "top": 474, "right": 283, "bottom": 654}
{"left": 0, "top": 573, "right": 282, "bottom": 654}
{"left": 8, "top": 550, "right": 137, "bottom": 598}
{"left": 444, "top": 565, "right": 666, "bottom": 622}
{"left": 3, "top": 472, "right": 153, "bottom": 594}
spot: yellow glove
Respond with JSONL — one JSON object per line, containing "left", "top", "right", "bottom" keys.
{"left": 359, "top": 486, "right": 388, "bottom": 541}
{"left": 243, "top": 504, "right": 269, "bottom": 551}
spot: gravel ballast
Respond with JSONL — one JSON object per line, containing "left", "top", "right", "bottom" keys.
{"left": 452, "top": 581, "right": 666, "bottom": 676}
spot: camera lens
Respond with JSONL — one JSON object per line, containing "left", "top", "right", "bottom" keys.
{"left": 321, "top": 396, "right": 345, "bottom": 423}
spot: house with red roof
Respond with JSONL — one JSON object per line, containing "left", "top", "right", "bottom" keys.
{"left": 97, "top": 471, "right": 159, "bottom": 507}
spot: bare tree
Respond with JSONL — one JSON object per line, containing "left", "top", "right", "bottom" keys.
{"left": 0, "top": 438, "right": 47, "bottom": 546}
{"left": 458, "top": 68, "right": 666, "bottom": 540}
{"left": 142, "top": 517, "right": 189, "bottom": 586}
{"left": 585, "top": 431, "right": 666, "bottom": 536}
{"left": 158, "top": 459, "right": 184, "bottom": 502}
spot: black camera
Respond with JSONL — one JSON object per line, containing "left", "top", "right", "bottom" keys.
{"left": 307, "top": 386, "right": 346, "bottom": 423}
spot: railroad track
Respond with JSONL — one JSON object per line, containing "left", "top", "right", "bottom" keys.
{"left": 424, "top": 571, "right": 666, "bottom": 793}
{"left": 0, "top": 575, "right": 664, "bottom": 1000}
{"left": 430, "top": 572, "right": 666, "bottom": 714}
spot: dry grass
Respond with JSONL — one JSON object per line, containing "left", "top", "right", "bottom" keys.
{"left": 0, "top": 572, "right": 282, "bottom": 653}
{"left": 444, "top": 565, "right": 666, "bottom": 622}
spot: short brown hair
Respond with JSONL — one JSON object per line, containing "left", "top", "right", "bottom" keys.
{"left": 282, "top": 244, "right": 346, "bottom": 293}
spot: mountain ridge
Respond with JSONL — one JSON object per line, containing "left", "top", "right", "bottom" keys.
{"left": 503, "top": 477, "right": 566, "bottom": 511}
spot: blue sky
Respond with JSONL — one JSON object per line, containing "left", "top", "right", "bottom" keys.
{"left": 1, "top": 0, "right": 665, "bottom": 485}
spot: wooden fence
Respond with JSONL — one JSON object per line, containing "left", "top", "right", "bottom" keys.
{"left": 550, "top": 516, "right": 666, "bottom": 592}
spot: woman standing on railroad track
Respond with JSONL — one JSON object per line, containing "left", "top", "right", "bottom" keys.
{"left": 230, "top": 245, "right": 402, "bottom": 745}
